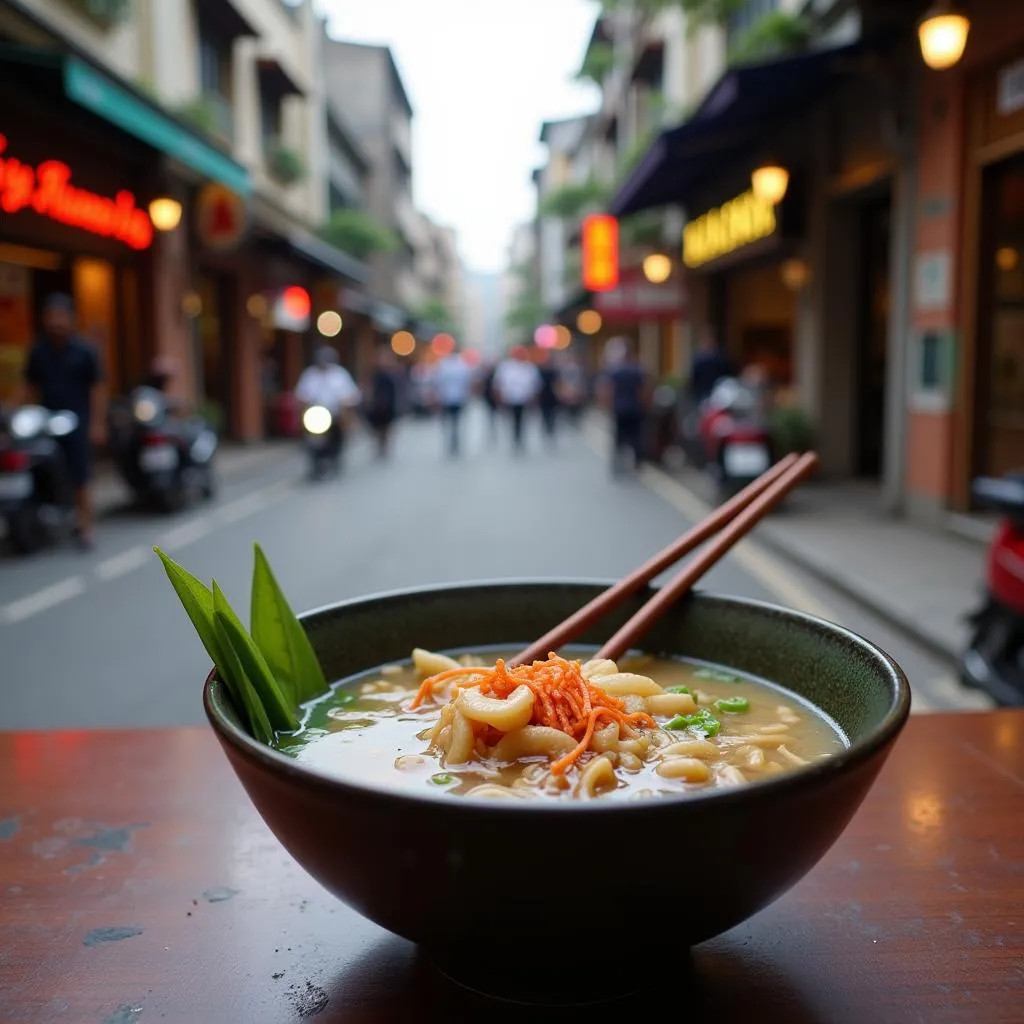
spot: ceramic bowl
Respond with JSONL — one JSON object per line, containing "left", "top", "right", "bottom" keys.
{"left": 204, "top": 582, "right": 910, "bottom": 1002}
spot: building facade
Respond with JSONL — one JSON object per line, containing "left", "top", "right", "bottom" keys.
{"left": 0, "top": 0, "right": 371, "bottom": 442}
{"left": 529, "top": 0, "right": 1024, "bottom": 528}
{"left": 322, "top": 40, "right": 416, "bottom": 315}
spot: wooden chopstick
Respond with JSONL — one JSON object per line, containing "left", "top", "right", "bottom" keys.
{"left": 596, "top": 451, "right": 820, "bottom": 662}
{"left": 510, "top": 452, "right": 802, "bottom": 666}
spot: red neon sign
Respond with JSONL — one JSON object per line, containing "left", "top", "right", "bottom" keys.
{"left": 582, "top": 215, "right": 619, "bottom": 293}
{"left": 0, "top": 134, "right": 153, "bottom": 251}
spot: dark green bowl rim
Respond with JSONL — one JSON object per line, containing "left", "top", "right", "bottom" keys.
{"left": 203, "top": 579, "right": 912, "bottom": 816}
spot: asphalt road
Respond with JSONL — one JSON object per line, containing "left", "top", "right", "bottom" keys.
{"left": 0, "top": 406, "right": 990, "bottom": 730}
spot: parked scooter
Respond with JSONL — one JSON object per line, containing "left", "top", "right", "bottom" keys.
{"left": 959, "top": 473, "right": 1024, "bottom": 706}
{"left": 108, "top": 387, "right": 217, "bottom": 512}
{"left": 302, "top": 404, "right": 341, "bottom": 480}
{"left": 686, "top": 378, "right": 773, "bottom": 497}
{"left": 0, "top": 404, "right": 78, "bottom": 554}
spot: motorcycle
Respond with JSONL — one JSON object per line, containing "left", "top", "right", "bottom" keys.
{"left": 688, "top": 378, "right": 773, "bottom": 497}
{"left": 644, "top": 384, "right": 681, "bottom": 464}
{"left": 108, "top": 387, "right": 217, "bottom": 512}
{"left": 959, "top": 473, "right": 1024, "bottom": 706}
{"left": 302, "top": 404, "right": 341, "bottom": 480}
{"left": 0, "top": 404, "right": 78, "bottom": 554}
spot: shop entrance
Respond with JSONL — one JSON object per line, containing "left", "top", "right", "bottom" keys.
{"left": 854, "top": 195, "right": 891, "bottom": 478}
{"left": 976, "top": 154, "right": 1024, "bottom": 481}
{"left": 0, "top": 247, "right": 138, "bottom": 445}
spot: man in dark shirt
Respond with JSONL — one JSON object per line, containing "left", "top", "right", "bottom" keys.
{"left": 600, "top": 337, "right": 649, "bottom": 474}
{"left": 689, "top": 330, "right": 735, "bottom": 406}
{"left": 23, "top": 293, "right": 102, "bottom": 549}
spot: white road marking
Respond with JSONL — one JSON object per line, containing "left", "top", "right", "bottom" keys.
{"left": 0, "top": 577, "right": 86, "bottom": 625}
{"left": 95, "top": 545, "right": 149, "bottom": 582}
{"left": 156, "top": 517, "right": 215, "bottom": 551}
{"left": 1, "top": 478, "right": 298, "bottom": 625}
{"left": 215, "top": 480, "right": 291, "bottom": 526}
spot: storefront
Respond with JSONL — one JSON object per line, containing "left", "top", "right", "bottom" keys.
{"left": 0, "top": 96, "right": 156, "bottom": 445}
{"left": 681, "top": 179, "right": 803, "bottom": 393}
{"left": 0, "top": 44, "right": 252, "bottom": 446}
{"left": 906, "top": 4, "right": 1024, "bottom": 517}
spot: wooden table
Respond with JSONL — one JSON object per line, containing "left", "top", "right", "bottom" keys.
{"left": 0, "top": 713, "right": 1022, "bottom": 1024}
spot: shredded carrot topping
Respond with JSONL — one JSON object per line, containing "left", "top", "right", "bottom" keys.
{"left": 409, "top": 654, "right": 656, "bottom": 775}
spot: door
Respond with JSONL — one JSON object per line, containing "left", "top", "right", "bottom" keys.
{"left": 977, "top": 155, "right": 1024, "bottom": 480}
{"left": 855, "top": 196, "right": 891, "bottom": 478}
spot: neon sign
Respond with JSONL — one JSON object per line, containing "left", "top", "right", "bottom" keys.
{"left": 683, "top": 190, "right": 776, "bottom": 269}
{"left": 582, "top": 215, "right": 620, "bottom": 292}
{"left": 0, "top": 134, "right": 153, "bottom": 251}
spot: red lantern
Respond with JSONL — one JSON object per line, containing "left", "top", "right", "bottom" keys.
{"left": 282, "top": 286, "right": 311, "bottom": 321}
{"left": 581, "top": 215, "right": 619, "bottom": 293}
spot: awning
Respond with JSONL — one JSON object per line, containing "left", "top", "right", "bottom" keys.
{"left": 0, "top": 44, "right": 250, "bottom": 195}
{"left": 610, "top": 42, "right": 863, "bottom": 217}
{"left": 256, "top": 55, "right": 305, "bottom": 98}
{"left": 285, "top": 228, "right": 369, "bottom": 284}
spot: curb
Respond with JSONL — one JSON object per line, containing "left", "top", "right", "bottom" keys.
{"left": 660, "top": 459, "right": 964, "bottom": 665}
{"left": 751, "top": 525, "right": 962, "bottom": 665}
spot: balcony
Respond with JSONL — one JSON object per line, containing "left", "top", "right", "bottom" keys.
{"left": 63, "top": 0, "right": 133, "bottom": 29}
{"left": 175, "top": 92, "right": 235, "bottom": 148}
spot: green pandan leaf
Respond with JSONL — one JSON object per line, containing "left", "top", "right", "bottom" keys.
{"left": 155, "top": 548, "right": 263, "bottom": 739}
{"left": 212, "top": 610, "right": 274, "bottom": 744}
{"left": 213, "top": 582, "right": 299, "bottom": 733}
{"left": 250, "top": 543, "right": 327, "bottom": 706}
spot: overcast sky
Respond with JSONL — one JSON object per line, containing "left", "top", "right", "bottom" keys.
{"left": 318, "top": 0, "right": 599, "bottom": 275}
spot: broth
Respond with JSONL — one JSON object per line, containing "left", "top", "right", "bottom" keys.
{"left": 277, "top": 648, "right": 846, "bottom": 803}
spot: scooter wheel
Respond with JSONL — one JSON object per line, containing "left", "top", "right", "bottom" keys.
{"left": 7, "top": 506, "right": 47, "bottom": 555}
{"left": 201, "top": 469, "right": 216, "bottom": 500}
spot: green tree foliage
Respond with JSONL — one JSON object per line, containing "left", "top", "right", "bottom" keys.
{"left": 420, "top": 296, "right": 454, "bottom": 331}
{"left": 576, "top": 41, "right": 616, "bottom": 85}
{"left": 728, "top": 12, "right": 812, "bottom": 65}
{"left": 319, "top": 210, "right": 398, "bottom": 260}
{"left": 539, "top": 178, "right": 611, "bottom": 219}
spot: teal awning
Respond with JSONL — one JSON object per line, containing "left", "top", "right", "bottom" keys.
{"left": 63, "top": 58, "right": 251, "bottom": 196}
{"left": 0, "top": 45, "right": 249, "bottom": 195}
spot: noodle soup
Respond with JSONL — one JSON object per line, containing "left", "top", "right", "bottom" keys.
{"left": 278, "top": 648, "right": 846, "bottom": 802}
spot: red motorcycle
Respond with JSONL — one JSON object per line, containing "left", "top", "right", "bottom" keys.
{"left": 696, "top": 378, "right": 773, "bottom": 497}
{"left": 959, "top": 474, "right": 1024, "bottom": 706}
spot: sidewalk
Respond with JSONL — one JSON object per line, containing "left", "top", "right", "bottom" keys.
{"left": 94, "top": 441, "right": 294, "bottom": 518}
{"left": 671, "top": 469, "right": 984, "bottom": 662}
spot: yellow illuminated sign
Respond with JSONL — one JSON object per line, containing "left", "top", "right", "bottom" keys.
{"left": 682, "top": 190, "right": 777, "bottom": 269}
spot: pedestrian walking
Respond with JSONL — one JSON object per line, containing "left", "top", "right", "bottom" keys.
{"left": 365, "top": 346, "right": 401, "bottom": 459}
{"left": 481, "top": 361, "right": 500, "bottom": 444}
{"left": 556, "top": 351, "right": 587, "bottom": 428}
{"left": 689, "top": 328, "right": 735, "bottom": 407}
{"left": 600, "top": 337, "right": 650, "bottom": 475}
{"left": 433, "top": 348, "right": 473, "bottom": 456}
{"left": 21, "top": 293, "right": 103, "bottom": 550}
{"left": 537, "top": 355, "right": 561, "bottom": 446}
{"left": 493, "top": 346, "right": 541, "bottom": 453}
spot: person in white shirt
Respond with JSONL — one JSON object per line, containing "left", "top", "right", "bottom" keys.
{"left": 493, "top": 346, "right": 542, "bottom": 452}
{"left": 294, "top": 346, "right": 362, "bottom": 468}
{"left": 432, "top": 350, "right": 474, "bottom": 456}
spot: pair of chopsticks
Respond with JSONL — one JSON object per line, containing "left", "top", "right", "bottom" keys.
{"left": 512, "top": 451, "right": 819, "bottom": 666}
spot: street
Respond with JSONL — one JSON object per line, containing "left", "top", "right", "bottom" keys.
{"left": 0, "top": 408, "right": 989, "bottom": 731}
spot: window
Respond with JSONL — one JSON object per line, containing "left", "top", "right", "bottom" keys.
{"left": 260, "top": 88, "right": 282, "bottom": 152}
{"left": 198, "top": 25, "right": 232, "bottom": 99}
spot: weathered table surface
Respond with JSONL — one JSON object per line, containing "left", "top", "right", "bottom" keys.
{"left": 0, "top": 712, "right": 1022, "bottom": 1024}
